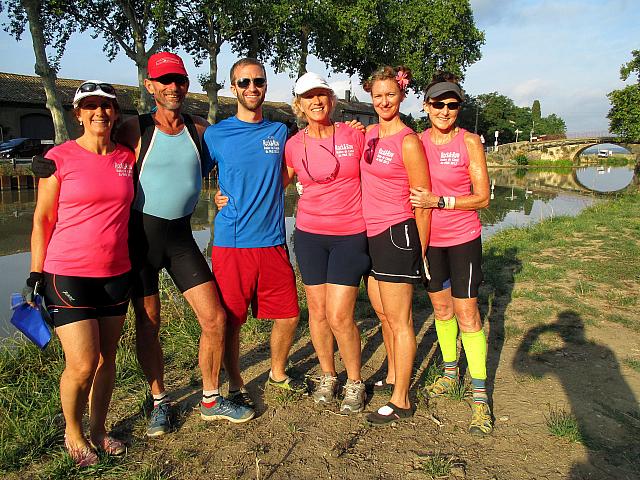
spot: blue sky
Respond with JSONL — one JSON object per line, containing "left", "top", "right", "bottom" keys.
{"left": 0, "top": 0, "right": 637, "bottom": 133}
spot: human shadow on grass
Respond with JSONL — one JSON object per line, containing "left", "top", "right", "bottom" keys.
{"left": 514, "top": 311, "right": 640, "bottom": 479}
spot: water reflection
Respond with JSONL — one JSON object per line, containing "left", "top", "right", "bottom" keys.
{"left": 0, "top": 166, "right": 636, "bottom": 339}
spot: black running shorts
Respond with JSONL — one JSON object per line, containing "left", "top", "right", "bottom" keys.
{"left": 128, "top": 210, "right": 214, "bottom": 297}
{"left": 426, "top": 236, "right": 483, "bottom": 298}
{"left": 367, "top": 218, "right": 422, "bottom": 284}
{"left": 293, "top": 228, "right": 370, "bottom": 286}
{"left": 42, "top": 271, "right": 131, "bottom": 327}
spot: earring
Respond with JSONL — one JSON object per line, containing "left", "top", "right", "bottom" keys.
{"left": 79, "top": 120, "right": 83, "bottom": 125}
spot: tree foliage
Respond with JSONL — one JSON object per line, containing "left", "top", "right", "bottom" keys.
{"left": 66, "top": 0, "right": 174, "bottom": 113}
{"left": 1, "top": 0, "right": 74, "bottom": 142}
{"left": 532, "top": 100, "right": 541, "bottom": 121}
{"left": 608, "top": 49, "right": 640, "bottom": 142}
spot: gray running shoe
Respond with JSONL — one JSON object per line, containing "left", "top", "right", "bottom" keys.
{"left": 147, "top": 402, "right": 171, "bottom": 437}
{"left": 340, "top": 379, "right": 366, "bottom": 413}
{"left": 200, "top": 396, "right": 255, "bottom": 423}
{"left": 312, "top": 374, "right": 338, "bottom": 404}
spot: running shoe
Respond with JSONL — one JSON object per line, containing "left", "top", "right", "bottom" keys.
{"left": 425, "top": 375, "right": 458, "bottom": 398}
{"left": 64, "top": 437, "right": 99, "bottom": 467}
{"left": 146, "top": 402, "right": 171, "bottom": 437}
{"left": 312, "top": 374, "right": 338, "bottom": 404}
{"left": 228, "top": 387, "right": 256, "bottom": 409}
{"left": 266, "top": 374, "right": 307, "bottom": 394}
{"left": 469, "top": 402, "right": 493, "bottom": 436}
{"left": 200, "top": 396, "right": 255, "bottom": 423}
{"left": 340, "top": 379, "right": 366, "bottom": 413}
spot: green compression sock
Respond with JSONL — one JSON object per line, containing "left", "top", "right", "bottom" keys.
{"left": 460, "top": 329, "right": 487, "bottom": 381}
{"left": 435, "top": 316, "right": 459, "bottom": 363}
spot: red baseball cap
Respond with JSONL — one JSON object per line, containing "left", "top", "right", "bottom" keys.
{"left": 147, "top": 52, "right": 188, "bottom": 79}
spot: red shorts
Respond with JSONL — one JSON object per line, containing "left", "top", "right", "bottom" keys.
{"left": 211, "top": 245, "right": 300, "bottom": 326}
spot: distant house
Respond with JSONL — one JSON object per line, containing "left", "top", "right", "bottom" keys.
{"left": 0, "top": 72, "right": 377, "bottom": 141}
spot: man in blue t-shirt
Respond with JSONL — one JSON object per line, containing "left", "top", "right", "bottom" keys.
{"left": 203, "top": 58, "right": 304, "bottom": 407}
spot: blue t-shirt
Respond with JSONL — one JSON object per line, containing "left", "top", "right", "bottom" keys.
{"left": 203, "top": 116, "right": 287, "bottom": 247}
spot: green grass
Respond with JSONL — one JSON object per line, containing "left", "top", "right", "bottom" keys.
{"left": 624, "top": 358, "right": 640, "bottom": 373}
{"left": 444, "top": 380, "right": 471, "bottom": 402}
{"left": 419, "top": 451, "right": 453, "bottom": 478}
{"left": 545, "top": 406, "right": 582, "bottom": 443}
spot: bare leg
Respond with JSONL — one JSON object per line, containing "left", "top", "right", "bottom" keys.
{"left": 133, "top": 294, "right": 165, "bottom": 395}
{"left": 305, "top": 284, "right": 336, "bottom": 375}
{"left": 56, "top": 319, "right": 100, "bottom": 449}
{"left": 270, "top": 316, "right": 299, "bottom": 381}
{"left": 89, "top": 315, "right": 126, "bottom": 442}
{"left": 224, "top": 320, "right": 244, "bottom": 390}
{"left": 452, "top": 297, "right": 482, "bottom": 333}
{"left": 183, "top": 281, "right": 226, "bottom": 391}
{"left": 378, "top": 281, "right": 415, "bottom": 409}
{"left": 325, "top": 284, "right": 361, "bottom": 381}
{"left": 368, "top": 276, "right": 395, "bottom": 384}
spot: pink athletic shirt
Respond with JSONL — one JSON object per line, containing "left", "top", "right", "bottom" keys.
{"left": 43, "top": 140, "right": 135, "bottom": 276}
{"left": 285, "top": 122, "right": 366, "bottom": 235}
{"left": 360, "top": 125, "right": 415, "bottom": 237}
{"left": 422, "top": 128, "right": 482, "bottom": 247}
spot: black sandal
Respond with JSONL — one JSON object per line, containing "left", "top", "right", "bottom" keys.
{"left": 366, "top": 402, "right": 413, "bottom": 425}
{"left": 372, "top": 379, "right": 395, "bottom": 391}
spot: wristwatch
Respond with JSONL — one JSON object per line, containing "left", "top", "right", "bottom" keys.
{"left": 437, "top": 196, "right": 445, "bottom": 209}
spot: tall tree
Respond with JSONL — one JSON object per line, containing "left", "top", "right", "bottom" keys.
{"left": 67, "top": 0, "right": 173, "bottom": 113}
{"left": 532, "top": 100, "right": 541, "bottom": 121}
{"left": 608, "top": 49, "right": 640, "bottom": 141}
{"left": 2, "top": 0, "right": 74, "bottom": 143}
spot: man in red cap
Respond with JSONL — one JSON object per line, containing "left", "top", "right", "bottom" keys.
{"left": 117, "top": 52, "right": 255, "bottom": 436}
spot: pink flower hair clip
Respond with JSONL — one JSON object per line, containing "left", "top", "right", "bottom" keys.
{"left": 395, "top": 70, "right": 409, "bottom": 92}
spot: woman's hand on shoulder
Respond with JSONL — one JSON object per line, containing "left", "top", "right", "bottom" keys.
{"left": 345, "top": 119, "right": 366, "bottom": 134}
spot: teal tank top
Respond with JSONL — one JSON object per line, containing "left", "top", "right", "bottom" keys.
{"left": 133, "top": 127, "right": 202, "bottom": 219}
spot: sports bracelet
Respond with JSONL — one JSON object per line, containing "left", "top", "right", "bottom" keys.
{"left": 444, "top": 196, "right": 456, "bottom": 209}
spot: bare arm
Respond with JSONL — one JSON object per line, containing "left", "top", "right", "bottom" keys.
{"left": 402, "top": 134, "right": 431, "bottom": 254}
{"left": 30, "top": 176, "right": 60, "bottom": 272}
{"left": 282, "top": 165, "right": 295, "bottom": 188}
{"left": 192, "top": 115, "right": 210, "bottom": 141}
{"left": 410, "top": 131, "right": 489, "bottom": 210}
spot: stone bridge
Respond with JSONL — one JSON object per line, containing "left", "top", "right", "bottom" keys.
{"left": 496, "top": 137, "right": 640, "bottom": 162}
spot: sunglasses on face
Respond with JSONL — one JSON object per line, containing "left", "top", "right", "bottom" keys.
{"left": 151, "top": 74, "right": 188, "bottom": 86}
{"left": 80, "top": 101, "right": 114, "bottom": 111}
{"left": 235, "top": 77, "right": 266, "bottom": 89}
{"left": 77, "top": 82, "right": 116, "bottom": 96}
{"left": 428, "top": 101, "right": 462, "bottom": 111}
{"left": 364, "top": 137, "right": 380, "bottom": 164}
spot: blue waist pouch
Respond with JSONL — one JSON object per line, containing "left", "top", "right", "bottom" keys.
{"left": 10, "top": 293, "right": 52, "bottom": 350}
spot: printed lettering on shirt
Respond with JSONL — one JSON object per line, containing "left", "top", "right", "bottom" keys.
{"left": 375, "top": 148, "right": 394, "bottom": 165}
{"left": 439, "top": 151, "right": 461, "bottom": 166}
{"left": 114, "top": 161, "right": 133, "bottom": 177}
{"left": 263, "top": 136, "right": 281, "bottom": 154}
{"left": 335, "top": 143, "right": 355, "bottom": 158}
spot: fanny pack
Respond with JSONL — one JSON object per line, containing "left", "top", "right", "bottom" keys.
{"left": 10, "top": 292, "right": 52, "bottom": 349}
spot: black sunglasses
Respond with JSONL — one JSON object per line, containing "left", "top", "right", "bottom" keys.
{"left": 235, "top": 77, "right": 266, "bottom": 88}
{"left": 77, "top": 82, "right": 116, "bottom": 95}
{"left": 364, "top": 137, "right": 380, "bottom": 164}
{"left": 301, "top": 127, "right": 340, "bottom": 184}
{"left": 151, "top": 74, "right": 188, "bottom": 86}
{"left": 428, "top": 101, "right": 462, "bottom": 110}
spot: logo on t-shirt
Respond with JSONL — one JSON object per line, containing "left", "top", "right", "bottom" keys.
{"left": 263, "top": 136, "right": 281, "bottom": 154}
{"left": 114, "top": 161, "right": 133, "bottom": 177}
{"left": 439, "top": 151, "right": 461, "bottom": 166}
{"left": 336, "top": 143, "right": 355, "bottom": 158}
{"left": 375, "top": 148, "right": 394, "bottom": 165}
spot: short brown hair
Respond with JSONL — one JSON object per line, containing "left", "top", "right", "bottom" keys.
{"left": 230, "top": 58, "right": 266, "bottom": 84}
{"left": 363, "top": 65, "right": 412, "bottom": 94}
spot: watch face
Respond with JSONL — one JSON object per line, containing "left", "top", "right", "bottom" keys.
{"left": 438, "top": 197, "right": 445, "bottom": 208}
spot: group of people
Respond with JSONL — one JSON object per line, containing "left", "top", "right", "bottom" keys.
{"left": 26, "top": 51, "right": 491, "bottom": 468}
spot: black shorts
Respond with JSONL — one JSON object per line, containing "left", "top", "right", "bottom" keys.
{"left": 426, "top": 236, "right": 483, "bottom": 298}
{"left": 42, "top": 271, "right": 131, "bottom": 327}
{"left": 368, "top": 218, "right": 422, "bottom": 284}
{"left": 293, "top": 228, "right": 370, "bottom": 287}
{"left": 129, "top": 210, "right": 214, "bottom": 297}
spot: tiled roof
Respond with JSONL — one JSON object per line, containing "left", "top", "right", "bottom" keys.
{"left": 0, "top": 72, "right": 376, "bottom": 121}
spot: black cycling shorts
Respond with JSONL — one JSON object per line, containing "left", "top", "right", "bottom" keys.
{"left": 128, "top": 210, "right": 214, "bottom": 297}
{"left": 426, "top": 236, "right": 483, "bottom": 298}
{"left": 293, "top": 228, "right": 370, "bottom": 287}
{"left": 42, "top": 271, "right": 131, "bottom": 327}
{"left": 367, "top": 218, "right": 422, "bottom": 284}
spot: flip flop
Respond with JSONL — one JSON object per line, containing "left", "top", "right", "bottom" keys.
{"left": 366, "top": 402, "right": 413, "bottom": 425}
{"left": 372, "top": 379, "right": 395, "bottom": 391}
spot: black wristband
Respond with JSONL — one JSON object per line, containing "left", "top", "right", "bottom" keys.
{"left": 26, "top": 271, "right": 44, "bottom": 288}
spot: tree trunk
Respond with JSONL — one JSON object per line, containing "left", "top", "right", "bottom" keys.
{"left": 22, "top": 0, "right": 69, "bottom": 143}
{"left": 297, "top": 28, "right": 309, "bottom": 79}
{"left": 247, "top": 27, "right": 260, "bottom": 58}
{"left": 205, "top": 52, "right": 220, "bottom": 124}
{"left": 135, "top": 59, "right": 154, "bottom": 113}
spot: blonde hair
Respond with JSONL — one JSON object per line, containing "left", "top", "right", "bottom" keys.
{"left": 291, "top": 90, "right": 337, "bottom": 122}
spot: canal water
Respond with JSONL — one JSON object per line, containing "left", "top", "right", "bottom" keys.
{"left": 0, "top": 165, "right": 636, "bottom": 339}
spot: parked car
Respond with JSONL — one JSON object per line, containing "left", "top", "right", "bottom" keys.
{"left": 0, "top": 138, "right": 47, "bottom": 159}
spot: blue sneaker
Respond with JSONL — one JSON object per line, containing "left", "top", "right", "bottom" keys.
{"left": 147, "top": 402, "right": 171, "bottom": 437}
{"left": 200, "top": 396, "right": 255, "bottom": 423}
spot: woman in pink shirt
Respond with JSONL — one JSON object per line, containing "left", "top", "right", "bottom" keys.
{"left": 360, "top": 66, "right": 431, "bottom": 425}
{"left": 410, "top": 73, "right": 491, "bottom": 435}
{"left": 284, "top": 73, "right": 369, "bottom": 414}
{"left": 27, "top": 81, "right": 135, "bottom": 466}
